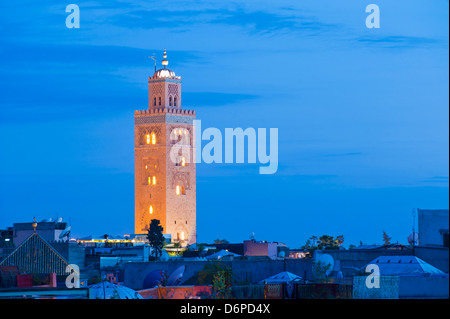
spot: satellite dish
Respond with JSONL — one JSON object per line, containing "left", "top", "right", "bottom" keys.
{"left": 167, "top": 265, "right": 186, "bottom": 286}
{"left": 408, "top": 232, "right": 419, "bottom": 245}
{"left": 278, "top": 251, "right": 286, "bottom": 258}
{"left": 160, "top": 250, "right": 169, "bottom": 262}
{"left": 315, "top": 253, "right": 335, "bottom": 276}
{"left": 56, "top": 217, "right": 63, "bottom": 223}
{"left": 59, "top": 226, "right": 71, "bottom": 239}
{"left": 143, "top": 270, "right": 165, "bottom": 289}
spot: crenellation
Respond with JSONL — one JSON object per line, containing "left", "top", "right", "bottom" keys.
{"left": 134, "top": 108, "right": 196, "bottom": 118}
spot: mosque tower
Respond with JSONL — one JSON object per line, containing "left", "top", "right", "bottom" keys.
{"left": 134, "top": 49, "right": 196, "bottom": 245}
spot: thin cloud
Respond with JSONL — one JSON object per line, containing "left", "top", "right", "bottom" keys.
{"left": 322, "top": 152, "right": 363, "bottom": 158}
{"left": 356, "top": 35, "right": 445, "bottom": 49}
{"left": 108, "top": 7, "right": 337, "bottom": 36}
{"left": 0, "top": 43, "right": 202, "bottom": 70}
{"left": 183, "top": 92, "right": 258, "bottom": 107}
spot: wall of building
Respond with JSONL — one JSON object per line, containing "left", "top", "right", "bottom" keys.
{"left": 399, "top": 276, "right": 449, "bottom": 299}
{"left": 51, "top": 242, "right": 86, "bottom": 269}
{"left": 415, "top": 246, "right": 449, "bottom": 273}
{"left": 353, "top": 275, "right": 449, "bottom": 299}
{"left": 124, "top": 259, "right": 313, "bottom": 290}
{"left": 138, "top": 285, "right": 211, "bottom": 299}
{"left": 231, "top": 259, "right": 313, "bottom": 283}
{"left": 125, "top": 260, "right": 205, "bottom": 289}
{"left": 315, "top": 249, "right": 412, "bottom": 278}
{"left": 353, "top": 276, "right": 399, "bottom": 299}
{"left": 244, "top": 241, "right": 279, "bottom": 259}
{"left": 12, "top": 222, "right": 67, "bottom": 247}
{"left": 418, "top": 209, "right": 449, "bottom": 246}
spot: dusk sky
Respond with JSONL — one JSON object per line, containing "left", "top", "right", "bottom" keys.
{"left": 0, "top": 0, "right": 448, "bottom": 247}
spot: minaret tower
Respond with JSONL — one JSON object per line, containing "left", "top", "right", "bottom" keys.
{"left": 134, "top": 50, "right": 196, "bottom": 245}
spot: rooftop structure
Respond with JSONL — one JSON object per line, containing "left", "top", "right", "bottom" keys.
{"left": 418, "top": 209, "right": 449, "bottom": 247}
{"left": 366, "top": 255, "right": 446, "bottom": 277}
{"left": 0, "top": 233, "right": 71, "bottom": 276}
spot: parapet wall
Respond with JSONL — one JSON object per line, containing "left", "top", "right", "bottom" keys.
{"left": 124, "top": 258, "right": 313, "bottom": 290}
{"left": 135, "top": 108, "right": 195, "bottom": 117}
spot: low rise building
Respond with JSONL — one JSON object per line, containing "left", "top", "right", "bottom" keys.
{"left": 243, "top": 240, "right": 287, "bottom": 259}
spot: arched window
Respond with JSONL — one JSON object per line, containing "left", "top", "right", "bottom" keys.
{"left": 149, "top": 205, "right": 153, "bottom": 214}
{"left": 148, "top": 176, "right": 156, "bottom": 185}
{"left": 169, "top": 96, "right": 172, "bottom": 106}
{"left": 146, "top": 132, "right": 157, "bottom": 145}
{"left": 153, "top": 97, "right": 156, "bottom": 106}
{"left": 158, "top": 97, "right": 161, "bottom": 106}
{"left": 174, "top": 97, "right": 177, "bottom": 107}
{"left": 176, "top": 185, "right": 186, "bottom": 195}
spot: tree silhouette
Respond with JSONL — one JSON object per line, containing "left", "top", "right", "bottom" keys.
{"left": 310, "top": 235, "right": 318, "bottom": 247}
{"left": 147, "top": 219, "right": 165, "bottom": 260}
{"left": 312, "top": 261, "right": 331, "bottom": 283}
{"left": 301, "top": 239, "right": 312, "bottom": 250}
{"left": 335, "top": 235, "right": 344, "bottom": 247}
{"left": 382, "top": 231, "right": 391, "bottom": 246}
{"left": 214, "top": 239, "right": 229, "bottom": 245}
{"left": 317, "top": 235, "right": 339, "bottom": 250}
{"left": 173, "top": 242, "right": 181, "bottom": 256}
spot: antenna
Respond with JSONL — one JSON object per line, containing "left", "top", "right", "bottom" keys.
{"left": 412, "top": 208, "right": 416, "bottom": 256}
{"left": 149, "top": 54, "right": 156, "bottom": 73}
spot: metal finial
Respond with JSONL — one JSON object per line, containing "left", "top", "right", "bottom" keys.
{"left": 32, "top": 217, "right": 37, "bottom": 232}
{"left": 162, "top": 48, "right": 168, "bottom": 69}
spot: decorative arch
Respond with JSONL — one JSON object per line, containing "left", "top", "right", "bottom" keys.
{"left": 172, "top": 172, "right": 190, "bottom": 190}
{"left": 138, "top": 126, "right": 161, "bottom": 146}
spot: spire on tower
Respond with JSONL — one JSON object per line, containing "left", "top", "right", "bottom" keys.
{"left": 162, "top": 49, "right": 169, "bottom": 69}
{"left": 32, "top": 217, "right": 37, "bottom": 232}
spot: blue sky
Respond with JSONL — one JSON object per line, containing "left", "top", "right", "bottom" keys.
{"left": 0, "top": 0, "right": 448, "bottom": 247}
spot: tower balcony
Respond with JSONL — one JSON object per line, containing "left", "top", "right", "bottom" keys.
{"left": 134, "top": 107, "right": 196, "bottom": 117}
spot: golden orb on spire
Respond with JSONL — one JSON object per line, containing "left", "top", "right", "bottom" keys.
{"left": 32, "top": 217, "right": 37, "bottom": 232}
{"left": 161, "top": 48, "right": 169, "bottom": 68}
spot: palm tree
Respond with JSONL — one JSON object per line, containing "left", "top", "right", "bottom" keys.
{"left": 318, "top": 235, "right": 335, "bottom": 249}
{"left": 335, "top": 235, "right": 344, "bottom": 247}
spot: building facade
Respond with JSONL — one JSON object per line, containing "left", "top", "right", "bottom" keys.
{"left": 134, "top": 50, "right": 196, "bottom": 245}
{"left": 11, "top": 219, "right": 68, "bottom": 247}
{"left": 418, "top": 209, "right": 449, "bottom": 247}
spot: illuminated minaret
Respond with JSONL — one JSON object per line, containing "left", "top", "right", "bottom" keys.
{"left": 134, "top": 49, "right": 196, "bottom": 245}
